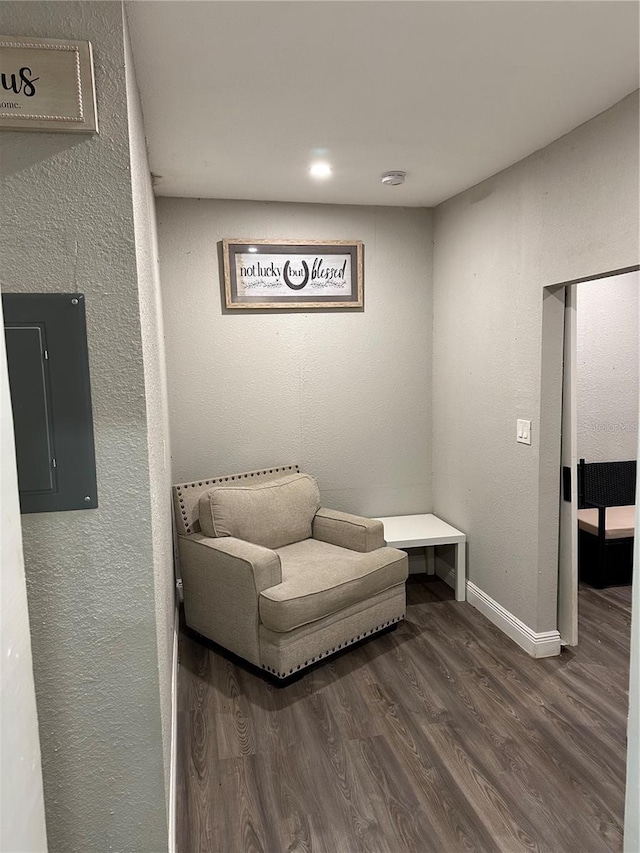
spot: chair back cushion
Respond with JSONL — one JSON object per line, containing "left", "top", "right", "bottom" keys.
{"left": 199, "top": 473, "right": 320, "bottom": 549}
{"left": 173, "top": 465, "right": 300, "bottom": 536}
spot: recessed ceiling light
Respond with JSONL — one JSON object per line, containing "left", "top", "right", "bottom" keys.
{"left": 309, "top": 162, "right": 332, "bottom": 179}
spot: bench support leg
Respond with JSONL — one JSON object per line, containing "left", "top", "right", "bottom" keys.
{"left": 455, "top": 542, "right": 466, "bottom": 601}
{"left": 425, "top": 546, "right": 435, "bottom": 576}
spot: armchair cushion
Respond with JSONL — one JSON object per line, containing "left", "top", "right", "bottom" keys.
{"left": 313, "top": 507, "right": 385, "bottom": 552}
{"left": 198, "top": 472, "right": 320, "bottom": 549}
{"left": 259, "top": 538, "right": 408, "bottom": 633}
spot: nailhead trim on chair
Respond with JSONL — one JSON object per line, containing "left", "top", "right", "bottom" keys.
{"left": 175, "top": 465, "right": 300, "bottom": 535}
{"left": 262, "top": 615, "right": 404, "bottom": 679}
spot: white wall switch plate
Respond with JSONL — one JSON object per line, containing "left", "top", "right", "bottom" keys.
{"left": 517, "top": 419, "right": 532, "bottom": 445}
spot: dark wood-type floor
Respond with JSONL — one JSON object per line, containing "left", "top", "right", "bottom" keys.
{"left": 176, "top": 579, "right": 632, "bottom": 853}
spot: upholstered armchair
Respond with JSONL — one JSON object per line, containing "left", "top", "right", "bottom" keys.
{"left": 172, "top": 465, "right": 408, "bottom": 680}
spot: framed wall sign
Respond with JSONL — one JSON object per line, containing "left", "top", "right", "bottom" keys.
{"left": 222, "top": 239, "right": 364, "bottom": 309}
{"left": 0, "top": 35, "right": 98, "bottom": 133}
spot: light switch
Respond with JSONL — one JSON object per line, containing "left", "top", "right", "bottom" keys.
{"left": 517, "top": 419, "right": 532, "bottom": 445}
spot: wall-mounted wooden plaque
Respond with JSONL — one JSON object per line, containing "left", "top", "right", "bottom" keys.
{"left": 0, "top": 35, "right": 98, "bottom": 133}
{"left": 222, "top": 239, "right": 364, "bottom": 309}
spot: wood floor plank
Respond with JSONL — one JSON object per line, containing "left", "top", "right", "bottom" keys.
{"left": 209, "top": 755, "right": 282, "bottom": 853}
{"left": 350, "top": 734, "right": 442, "bottom": 852}
{"left": 291, "top": 688, "right": 392, "bottom": 852}
{"left": 352, "top": 670, "right": 502, "bottom": 852}
{"left": 177, "top": 579, "right": 631, "bottom": 853}
{"left": 419, "top": 719, "right": 552, "bottom": 853}
{"left": 311, "top": 658, "right": 384, "bottom": 741}
{"left": 209, "top": 657, "right": 258, "bottom": 760}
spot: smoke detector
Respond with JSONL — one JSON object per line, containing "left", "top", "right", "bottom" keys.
{"left": 381, "top": 171, "right": 406, "bottom": 186}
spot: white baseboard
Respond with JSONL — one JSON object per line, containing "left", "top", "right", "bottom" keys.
{"left": 466, "top": 581, "right": 561, "bottom": 659}
{"left": 168, "top": 606, "right": 179, "bottom": 853}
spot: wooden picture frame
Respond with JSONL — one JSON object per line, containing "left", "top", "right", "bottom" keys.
{"left": 222, "top": 239, "right": 363, "bottom": 309}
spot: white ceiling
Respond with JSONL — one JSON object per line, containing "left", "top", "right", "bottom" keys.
{"left": 126, "top": 1, "right": 640, "bottom": 207}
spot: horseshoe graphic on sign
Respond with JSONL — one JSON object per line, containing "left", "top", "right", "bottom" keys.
{"left": 283, "top": 260, "right": 309, "bottom": 290}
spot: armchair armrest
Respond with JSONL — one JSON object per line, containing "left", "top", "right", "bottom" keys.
{"left": 177, "top": 534, "right": 282, "bottom": 666}
{"left": 312, "top": 507, "right": 385, "bottom": 553}
{"left": 197, "top": 536, "right": 282, "bottom": 592}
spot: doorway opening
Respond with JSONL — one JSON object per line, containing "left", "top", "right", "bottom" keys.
{"left": 556, "top": 267, "right": 638, "bottom": 646}
{"left": 552, "top": 266, "right": 639, "bottom": 851}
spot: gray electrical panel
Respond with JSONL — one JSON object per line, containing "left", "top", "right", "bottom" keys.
{"left": 3, "top": 293, "right": 98, "bottom": 513}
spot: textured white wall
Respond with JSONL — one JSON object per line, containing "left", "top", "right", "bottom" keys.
{"left": 157, "top": 199, "right": 433, "bottom": 517}
{"left": 433, "top": 92, "right": 639, "bottom": 632}
{"left": 0, "top": 2, "right": 171, "bottom": 850}
{"left": 124, "top": 12, "right": 175, "bottom": 813}
{"left": 577, "top": 271, "right": 638, "bottom": 462}
{"left": 0, "top": 302, "right": 48, "bottom": 853}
